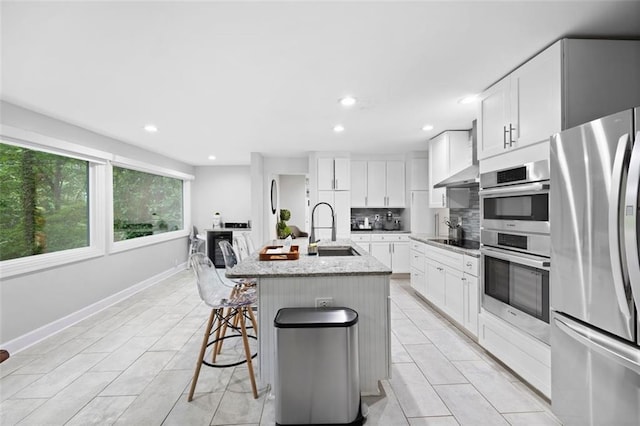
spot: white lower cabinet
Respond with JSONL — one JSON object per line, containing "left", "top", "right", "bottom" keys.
{"left": 351, "top": 234, "right": 371, "bottom": 253}
{"left": 370, "top": 242, "right": 391, "bottom": 269}
{"left": 410, "top": 240, "right": 426, "bottom": 295}
{"left": 354, "top": 233, "right": 409, "bottom": 273}
{"left": 444, "top": 267, "right": 464, "bottom": 325}
{"left": 462, "top": 273, "right": 479, "bottom": 336}
{"left": 410, "top": 239, "right": 480, "bottom": 337}
{"left": 425, "top": 258, "right": 445, "bottom": 307}
{"left": 392, "top": 241, "right": 410, "bottom": 273}
{"left": 478, "top": 310, "right": 551, "bottom": 398}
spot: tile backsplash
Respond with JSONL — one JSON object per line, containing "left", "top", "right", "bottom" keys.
{"left": 448, "top": 186, "right": 480, "bottom": 241}
{"left": 351, "top": 208, "right": 405, "bottom": 230}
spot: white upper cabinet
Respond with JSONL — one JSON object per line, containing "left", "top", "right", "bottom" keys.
{"left": 367, "top": 161, "right": 387, "bottom": 206}
{"left": 410, "top": 157, "right": 429, "bottom": 191}
{"left": 350, "top": 160, "right": 368, "bottom": 207}
{"left": 316, "top": 190, "right": 350, "bottom": 240}
{"left": 350, "top": 160, "right": 405, "bottom": 208}
{"left": 478, "top": 78, "right": 512, "bottom": 160}
{"left": 385, "top": 161, "right": 405, "bottom": 207}
{"left": 478, "top": 42, "right": 561, "bottom": 160}
{"left": 478, "top": 39, "right": 640, "bottom": 162}
{"left": 317, "top": 157, "right": 351, "bottom": 190}
{"left": 334, "top": 158, "right": 350, "bottom": 190}
{"left": 428, "top": 134, "right": 448, "bottom": 208}
{"left": 511, "top": 44, "right": 562, "bottom": 149}
{"left": 428, "top": 130, "right": 469, "bottom": 208}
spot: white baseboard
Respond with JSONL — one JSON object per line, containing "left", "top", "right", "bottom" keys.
{"left": 1, "top": 263, "right": 187, "bottom": 355}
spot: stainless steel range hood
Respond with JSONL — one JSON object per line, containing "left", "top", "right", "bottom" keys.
{"left": 433, "top": 164, "right": 479, "bottom": 188}
{"left": 433, "top": 119, "right": 479, "bottom": 188}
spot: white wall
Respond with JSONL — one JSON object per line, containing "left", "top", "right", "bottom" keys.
{"left": 192, "top": 165, "right": 251, "bottom": 233}
{"left": 279, "top": 174, "right": 307, "bottom": 232}
{"left": 0, "top": 101, "right": 195, "bottom": 349}
{"left": 253, "top": 156, "right": 309, "bottom": 245}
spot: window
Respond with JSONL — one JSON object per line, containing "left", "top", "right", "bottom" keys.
{"left": 0, "top": 142, "right": 89, "bottom": 261}
{"left": 112, "top": 167, "right": 184, "bottom": 242}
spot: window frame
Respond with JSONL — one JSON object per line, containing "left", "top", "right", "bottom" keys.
{"left": 0, "top": 127, "right": 108, "bottom": 278}
{"left": 108, "top": 156, "right": 192, "bottom": 254}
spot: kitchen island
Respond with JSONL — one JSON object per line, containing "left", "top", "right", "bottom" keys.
{"left": 226, "top": 240, "right": 392, "bottom": 395}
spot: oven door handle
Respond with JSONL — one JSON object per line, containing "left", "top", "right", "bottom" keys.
{"left": 481, "top": 247, "right": 550, "bottom": 269}
{"left": 479, "top": 182, "right": 549, "bottom": 197}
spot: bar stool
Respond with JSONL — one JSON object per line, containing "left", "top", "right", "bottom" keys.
{"left": 187, "top": 253, "right": 258, "bottom": 400}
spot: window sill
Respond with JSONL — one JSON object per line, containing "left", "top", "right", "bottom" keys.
{"left": 110, "top": 229, "right": 189, "bottom": 254}
{"left": 1, "top": 247, "right": 105, "bottom": 279}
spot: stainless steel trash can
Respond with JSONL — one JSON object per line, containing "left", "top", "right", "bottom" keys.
{"left": 274, "top": 307, "right": 362, "bottom": 426}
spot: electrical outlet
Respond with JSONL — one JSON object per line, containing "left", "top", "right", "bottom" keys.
{"left": 315, "top": 297, "right": 333, "bottom": 308}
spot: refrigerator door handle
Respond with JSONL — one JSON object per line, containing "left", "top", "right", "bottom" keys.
{"left": 609, "top": 133, "right": 632, "bottom": 326}
{"left": 554, "top": 313, "right": 640, "bottom": 375}
{"left": 624, "top": 130, "right": 640, "bottom": 313}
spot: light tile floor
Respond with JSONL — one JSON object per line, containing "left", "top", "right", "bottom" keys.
{"left": 0, "top": 271, "right": 561, "bottom": 425}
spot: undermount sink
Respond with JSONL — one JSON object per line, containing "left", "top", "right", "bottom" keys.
{"left": 317, "top": 246, "right": 360, "bottom": 257}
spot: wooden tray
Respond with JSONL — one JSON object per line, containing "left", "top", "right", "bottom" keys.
{"left": 259, "top": 245, "right": 300, "bottom": 261}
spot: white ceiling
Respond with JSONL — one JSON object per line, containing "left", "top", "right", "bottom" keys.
{"left": 2, "top": 1, "right": 639, "bottom": 166}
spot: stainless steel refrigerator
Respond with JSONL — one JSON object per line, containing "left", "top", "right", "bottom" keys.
{"left": 550, "top": 107, "right": 640, "bottom": 425}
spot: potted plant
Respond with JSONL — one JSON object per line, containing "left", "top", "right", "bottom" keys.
{"left": 276, "top": 209, "right": 291, "bottom": 239}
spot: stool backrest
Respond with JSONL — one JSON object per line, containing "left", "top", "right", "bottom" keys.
{"left": 243, "top": 232, "right": 256, "bottom": 254}
{"left": 190, "top": 253, "right": 235, "bottom": 308}
{"left": 233, "top": 235, "right": 249, "bottom": 260}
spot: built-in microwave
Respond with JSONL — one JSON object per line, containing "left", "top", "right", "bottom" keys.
{"left": 479, "top": 160, "right": 550, "bottom": 234}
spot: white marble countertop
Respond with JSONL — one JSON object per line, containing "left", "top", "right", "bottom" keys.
{"left": 225, "top": 239, "right": 392, "bottom": 278}
{"left": 410, "top": 234, "right": 481, "bottom": 257}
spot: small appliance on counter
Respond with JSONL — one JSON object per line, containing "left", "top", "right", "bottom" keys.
{"left": 224, "top": 222, "right": 250, "bottom": 229}
{"left": 383, "top": 211, "right": 395, "bottom": 230}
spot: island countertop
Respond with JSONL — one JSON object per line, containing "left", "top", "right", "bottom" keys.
{"left": 225, "top": 239, "right": 392, "bottom": 278}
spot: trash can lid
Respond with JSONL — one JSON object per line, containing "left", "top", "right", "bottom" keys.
{"left": 274, "top": 307, "right": 358, "bottom": 328}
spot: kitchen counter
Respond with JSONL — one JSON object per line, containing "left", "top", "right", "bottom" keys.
{"left": 410, "top": 234, "right": 481, "bottom": 257}
{"left": 228, "top": 238, "right": 391, "bottom": 396}
{"left": 225, "top": 239, "right": 391, "bottom": 278}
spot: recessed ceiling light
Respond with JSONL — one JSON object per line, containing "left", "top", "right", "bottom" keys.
{"left": 208, "top": 155, "right": 216, "bottom": 160}
{"left": 458, "top": 95, "right": 479, "bottom": 104}
{"left": 339, "top": 96, "right": 357, "bottom": 107}
{"left": 144, "top": 124, "right": 158, "bottom": 133}
{"left": 422, "top": 124, "right": 434, "bottom": 131}
{"left": 333, "top": 124, "right": 345, "bottom": 133}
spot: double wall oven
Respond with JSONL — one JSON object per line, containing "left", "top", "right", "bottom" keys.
{"left": 480, "top": 160, "right": 551, "bottom": 344}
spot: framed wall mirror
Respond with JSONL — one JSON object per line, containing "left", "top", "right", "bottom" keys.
{"left": 270, "top": 179, "right": 278, "bottom": 214}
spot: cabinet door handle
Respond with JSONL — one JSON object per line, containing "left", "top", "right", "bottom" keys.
{"left": 441, "top": 193, "right": 445, "bottom": 206}
{"left": 509, "top": 123, "right": 516, "bottom": 146}
{"left": 335, "top": 178, "right": 338, "bottom": 189}
{"left": 365, "top": 196, "right": 368, "bottom": 206}
{"left": 466, "top": 262, "right": 473, "bottom": 267}
{"left": 503, "top": 125, "right": 509, "bottom": 149}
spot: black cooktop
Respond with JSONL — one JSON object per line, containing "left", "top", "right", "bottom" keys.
{"left": 430, "top": 239, "right": 480, "bottom": 250}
